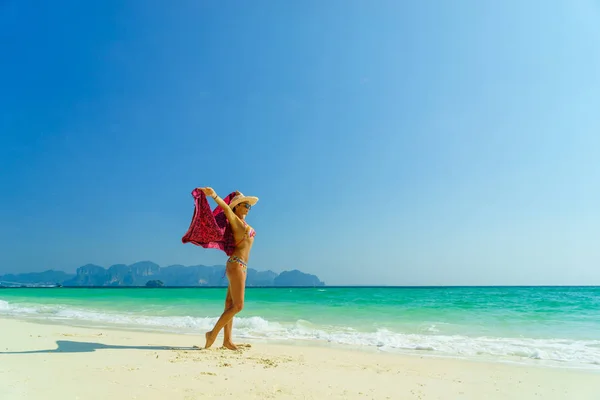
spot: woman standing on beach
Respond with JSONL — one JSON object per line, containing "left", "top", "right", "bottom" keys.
{"left": 197, "top": 187, "right": 258, "bottom": 350}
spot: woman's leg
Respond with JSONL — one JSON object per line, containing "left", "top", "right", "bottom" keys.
{"left": 222, "top": 287, "right": 236, "bottom": 349}
{"left": 204, "top": 264, "right": 245, "bottom": 349}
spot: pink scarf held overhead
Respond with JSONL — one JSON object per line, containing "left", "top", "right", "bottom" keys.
{"left": 181, "top": 189, "right": 237, "bottom": 256}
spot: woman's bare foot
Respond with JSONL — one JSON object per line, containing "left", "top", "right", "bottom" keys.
{"left": 204, "top": 331, "right": 216, "bottom": 349}
{"left": 222, "top": 341, "right": 238, "bottom": 350}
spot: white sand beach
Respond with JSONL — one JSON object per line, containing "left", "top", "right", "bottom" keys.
{"left": 1, "top": 317, "right": 599, "bottom": 400}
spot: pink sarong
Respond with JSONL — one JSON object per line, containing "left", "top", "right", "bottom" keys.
{"left": 181, "top": 189, "right": 237, "bottom": 256}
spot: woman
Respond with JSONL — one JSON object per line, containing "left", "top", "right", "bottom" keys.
{"left": 198, "top": 187, "right": 258, "bottom": 350}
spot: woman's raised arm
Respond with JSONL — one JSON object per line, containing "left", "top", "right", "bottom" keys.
{"left": 198, "top": 187, "right": 242, "bottom": 228}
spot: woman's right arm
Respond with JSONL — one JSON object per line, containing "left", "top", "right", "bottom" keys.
{"left": 199, "top": 187, "right": 241, "bottom": 227}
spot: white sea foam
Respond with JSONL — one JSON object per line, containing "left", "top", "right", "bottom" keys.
{"left": 1, "top": 299, "right": 599, "bottom": 368}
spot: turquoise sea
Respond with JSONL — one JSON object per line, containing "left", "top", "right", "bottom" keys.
{"left": 1, "top": 286, "right": 599, "bottom": 369}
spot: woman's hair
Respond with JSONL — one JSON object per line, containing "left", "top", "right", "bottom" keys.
{"left": 232, "top": 191, "right": 242, "bottom": 213}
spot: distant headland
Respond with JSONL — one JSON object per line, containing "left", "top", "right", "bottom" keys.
{"left": 0, "top": 261, "right": 325, "bottom": 288}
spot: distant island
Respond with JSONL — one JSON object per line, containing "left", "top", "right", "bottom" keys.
{"left": 0, "top": 261, "right": 325, "bottom": 288}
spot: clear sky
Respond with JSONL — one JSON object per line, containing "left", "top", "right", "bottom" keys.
{"left": 1, "top": 1, "right": 599, "bottom": 285}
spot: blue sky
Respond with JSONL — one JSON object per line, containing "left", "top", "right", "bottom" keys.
{"left": 1, "top": 1, "right": 599, "bottom": 285}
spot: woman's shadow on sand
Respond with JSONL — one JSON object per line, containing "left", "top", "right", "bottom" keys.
{"left": 0, "top": 340, "right": 196, "bottom": 354}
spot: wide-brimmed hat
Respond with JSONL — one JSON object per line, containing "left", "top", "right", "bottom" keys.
{"left": 229, "top": 192, "right": 259, "bottom": 209}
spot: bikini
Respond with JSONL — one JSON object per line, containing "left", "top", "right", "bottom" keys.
{"left": 226, "top": 221, "right": 255, "bottom": 272}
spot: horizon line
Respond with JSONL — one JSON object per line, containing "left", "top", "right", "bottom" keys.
{"left": 1, "top": 285, "right": 599, "bottom": 289}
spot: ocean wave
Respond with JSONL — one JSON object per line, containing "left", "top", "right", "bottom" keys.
{"left": 1, "top": 299, "right": 599, "bottom": 367}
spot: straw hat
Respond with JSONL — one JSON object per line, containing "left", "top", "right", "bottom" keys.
{"left": 229, "top": 192, "right": 259, "bottom": 209}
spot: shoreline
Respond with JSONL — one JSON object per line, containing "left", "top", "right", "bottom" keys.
{"left": 6, "top": 313, "right": 600, "bottom": 372}
{"left": 2, "top": 317, "right": 600, "bottom": 399}
{"left": 3, "top": 313, "right": 600, "bottom": 373}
